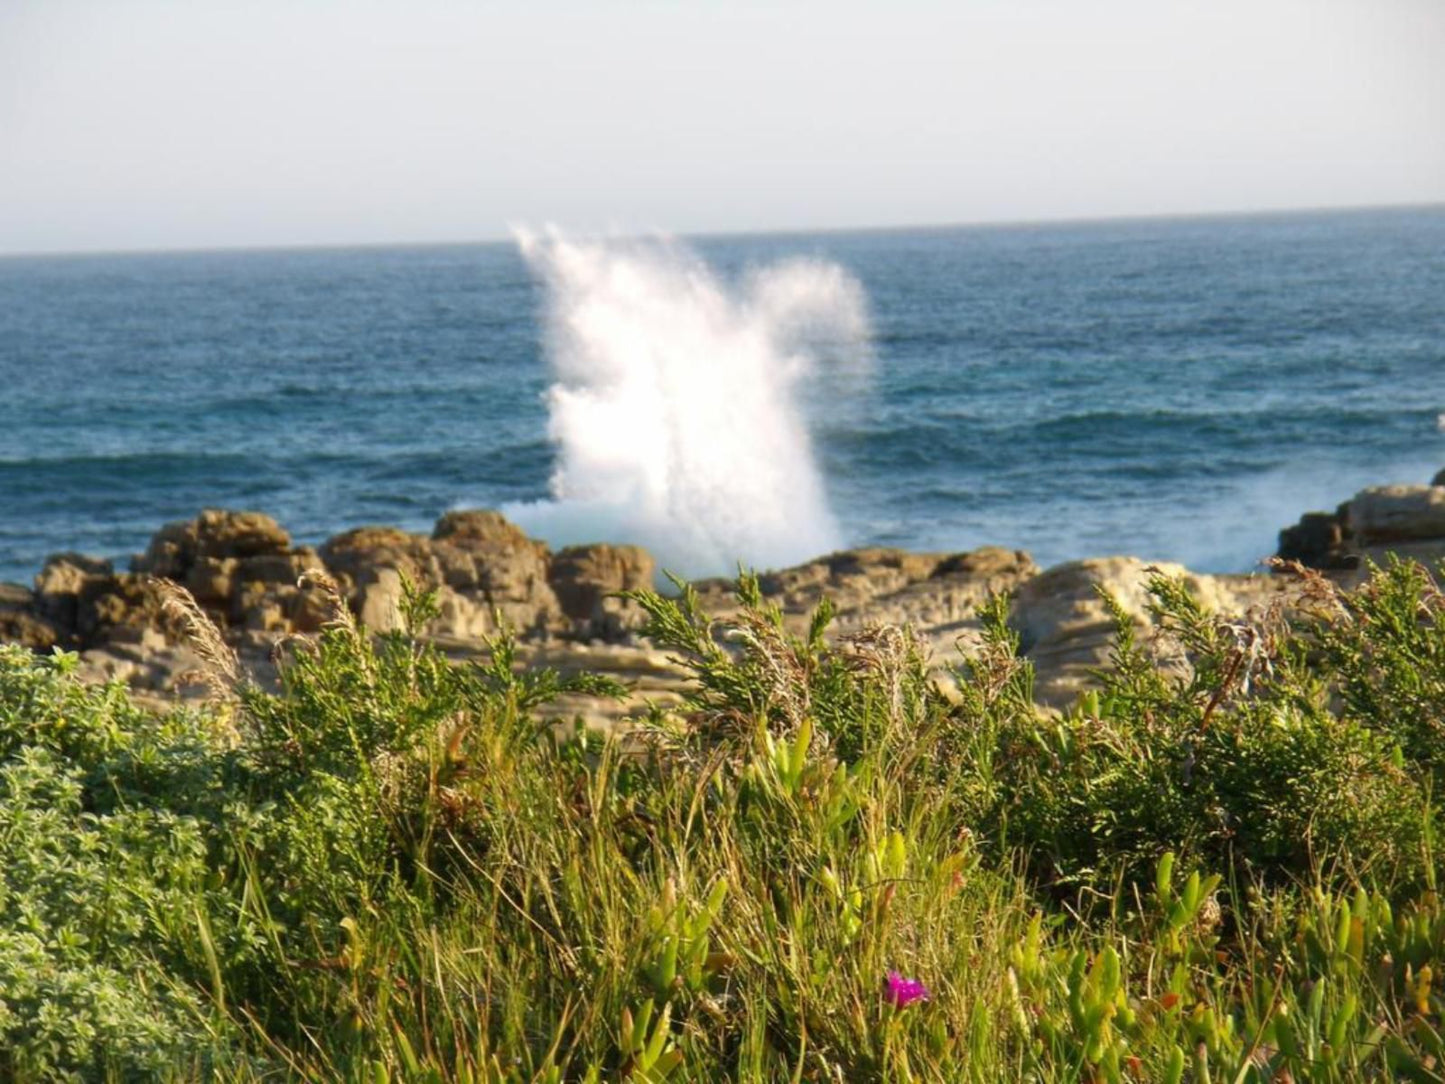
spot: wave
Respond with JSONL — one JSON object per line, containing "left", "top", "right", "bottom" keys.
{"left": 497, "top": 229, "right": 873, "bottom": 578}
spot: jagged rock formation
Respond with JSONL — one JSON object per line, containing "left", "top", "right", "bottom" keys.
{"left": 9, "top": 482, "right": 1432, "bottom": 721}
{"left": 0, "top": 508, "right": 669, "bottom": 709}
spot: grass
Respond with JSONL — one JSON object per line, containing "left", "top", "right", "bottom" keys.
{"left": 0, "top": 560, "right": 1443, "bottom": 1081}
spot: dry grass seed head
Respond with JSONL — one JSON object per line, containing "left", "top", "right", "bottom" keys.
{"left": 726, "top": 609, "right": 812, "bottom": 732}
{"left": 1267, "top": 557, "right": 1351, "bottom": 622}
{"left": 840, "top": 623, "right": 914, "bottom": 724}
{"left": 297, "top": 568, "right": 358, "bottom": 634}
{"left": 149, "top": 576, "right": 242, "bottom": 701}
{"left": 1214, "top": 616, "right": 1276, "bottom": 698}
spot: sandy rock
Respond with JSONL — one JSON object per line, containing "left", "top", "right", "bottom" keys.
{"left": 1010, "top": 557, "right": 1233, "bottom": 709}
{"left": 0, "top": 583, "right": 60, "bottom": 651}
{"left": 133, "top": 509, "right": 290, "bottom": 579}
{"left": 287, "top": 580, "right": 339, "bottom": 633}
{"left": 34, "top": 553, "right": 113, "bottom": 627}
{"left": 430, "top": 586, "right": 496, "bottom": 641}
{"left": 10, "top": 497, "right": 1393, "bottom": 729}
{"left": 184, "top": 556, "right": 238, "bottom": 607}
{"left": 1356, "top": 540, "right": 1445, "bottom": 575}
{"left": 696, "top": 546, "right": 1037, "bottom": 653}
{"left": 1277, "top": 476, "right": 1445, "bottom": 571}
{"left": 357, "top": 567, "right": 407, "bottom": 632}
{"left": 432, "top": 510, "right": 558, "bottom": 617}
{"left": 230, "top": 549, "right": 328, "bottom": 627}
{"left": 74, "top": 648, "right": 143, "bottom": 686}
{"left": 194, "top": 509, "right": 291, "bottom": 559}
{"left": 235, "top": 585, "right": 299, "bottom": 634}
{"left": 322, "top": 519, "right": 560, "bottom": 632}
{"left": 321, "top": 526, "right": 437, "bottom": 587}
{"left": 549, "top": 543, "right": 655, "bottom": 640}
{"left": 79, "top": 576, "right": 173, "bottom": 646}
{"left": 235, "top": 548, "right": 325, "bottom": 587}
{"left": 763, "top": 548, "right": 945, "bottom": 613}
{"left": 432, "top": 509, "right": 533, "bottom": 549}
{"left": 847, "top": 547, "right": 1036, "bottom": 624}
{"left": 1211, "top": 572, "right": 1302, "bottom": 614}
{"left": 1344, "top": 485, "right": 1445, "bottom": 545}
{"left": 1277, "top": 511, "right": 1354, "bottom": 569}
{"left": 131, "top": 520, "right": 198, "bottom": 578}
{"left": 74, "top": 632, "right": 212, "bottom": 698}
{"left": 518, "top": 641, "right": 693, "bottom": 728}
{"left": 33, "top": 554, "right": 121, "bottom": 641}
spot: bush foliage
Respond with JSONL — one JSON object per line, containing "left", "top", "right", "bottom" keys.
{"left": 0, "top": 560, "right": 1442, "bottom": 1081}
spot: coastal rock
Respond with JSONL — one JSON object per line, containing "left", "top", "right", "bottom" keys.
{"left": 853, "top": 546, "right": 1038, "bottom": 632}
{"left": 234, "top": 548, "right": 326, "bottom": 587}
{"left": 319, "top": 511, "right": 564, "bottom": 637}
{"left": 74, "top": 631, "right": 210, "bottom": 699}
{"left": 131, "top": 521, "right": 197, "bottom": 579}
{"left": 33, "top": 553, "right": 115, "bottom": 634}
{"left": 758, "top": 547, "right": 946, "bottom": 613}
{"left": 432, "top": 508, "right": 532, "bottom": 549}
{"left": 1277, "top": 475, "right": 1445, "bottom": 572}
{"left": 132, "top": 509, "right": 291, "bottom": 579}
{"left": 31, "top": 554, "right": 175, "bottom": 649}
{"left": 1009, "top": 557, "right": 1235, "bottom": 709}
{"left": 692, "top": 545, "right": 1038, "bottom": 664}
{"left": 184, "top": 556, "right": 239, "bottom": 607}
{"left": 1277, "top": 511, "right": 1354, "bottom": 570}
{"left": 320, "top": 525, "right": 447, "bottom": 630}
{"left": 0, "top": 499, "right": 1355, "bottom": 722}
{"left": 548, "top": 543, "right": 655, "bottom": 640}
{"left": 517, "top": 641, "right": 692, "bottom": 727}
{"left": 230, "top": 549, "right": 326, "bottom": 626}
{"left": 357, "top": 567, "right": 408, "bottom": 633}
{"left": 0, "top": 584, "right": 60, "bottom": 651}
{"left": 431, "top": 510, "right": 559, "bottom": 627}
{"left": 77, "top": 576, "right": 174, "bottom": 646}
{"left": 321, "top": 526, "right": 437, "bottom": 587}
{"left": 1345, "top": 485, "right": 1445, "bottom": 545}
{"left": 430, "top": 587, "right": 496, "bottom": 641}
{"left": 195, "top": 509, "right": 291, "bottom": 559}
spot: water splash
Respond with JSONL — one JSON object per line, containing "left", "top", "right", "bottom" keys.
{"left": 504, "top": 228, "right": 871, "bottom": 579}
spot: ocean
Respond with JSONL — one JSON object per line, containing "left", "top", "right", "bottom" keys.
{"left": 2, "top": 205, "right": 1443, "bottom": 586}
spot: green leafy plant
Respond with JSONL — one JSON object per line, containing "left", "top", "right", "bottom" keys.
{"left": 1, "top": 561, "right": 1444, "bottom": 1080}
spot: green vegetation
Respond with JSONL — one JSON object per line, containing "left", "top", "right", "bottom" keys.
{"left": 1, "top": 560, "right": 1443, "bottom": 1081}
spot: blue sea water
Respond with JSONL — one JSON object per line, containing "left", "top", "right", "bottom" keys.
{"left": 2, "top": 206, "right": 1443, "bottom": 586}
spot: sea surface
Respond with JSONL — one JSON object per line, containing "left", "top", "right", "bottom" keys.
{"left": 2, "top": 206, "right": 1443, "bottom": 585}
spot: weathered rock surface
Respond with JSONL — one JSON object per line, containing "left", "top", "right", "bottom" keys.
{"left": 549, "top": 543, "right": 655, "bottom": 640}
{"left": 0, "top": 508, "right": 679, "bottom": 716}
{"left": 1009, "top": 557, "right": 1297, "bottom": 709}
{"left": 6, "top": 479, "right": 1436, "bottom": 724}
{"left": 133, "top": 509, "right": 292, "bottom": 578}
{"left": 694, "top": 545, "right": 1036, "bottom": 640}
{"left": 0, "top": 583, "right": 59, "bottom": 651}
{"left": 1278, "top": 473, "right": 1445, "bottom": 573}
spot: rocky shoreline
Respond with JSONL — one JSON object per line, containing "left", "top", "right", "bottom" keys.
{"left": 4, "top": 473, "right": 1444, "bottom": 722}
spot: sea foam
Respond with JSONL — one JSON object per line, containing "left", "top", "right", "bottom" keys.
{"left": 504, "top": 229, "right": 871, "bottom": 579}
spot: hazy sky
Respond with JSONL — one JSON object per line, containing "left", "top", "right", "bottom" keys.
{"left": 2, "top": 0, "right": 1443, "bottom": 254}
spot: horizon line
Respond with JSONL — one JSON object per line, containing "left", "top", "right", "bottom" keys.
{"left": 2, "top": 197, "right": 1442, "bottom": 261}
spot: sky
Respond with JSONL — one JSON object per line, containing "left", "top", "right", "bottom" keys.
{"left": 1, "top": 0, "right": 1443, "bottom": 255}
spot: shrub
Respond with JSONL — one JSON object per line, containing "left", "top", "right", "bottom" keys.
{"left": 0, "top": 562, "right": 1442, "bottom": 1081}
{"left": 0, "top": 646, "right": 245, "bottom": 1080}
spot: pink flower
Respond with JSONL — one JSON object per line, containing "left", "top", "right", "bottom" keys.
{"left": 884, "top": 970, "right": 930, "bottom": 1008}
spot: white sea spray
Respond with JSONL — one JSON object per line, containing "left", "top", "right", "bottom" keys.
{"left": 504, "top": 228, "right": 872, "bottom": 579}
